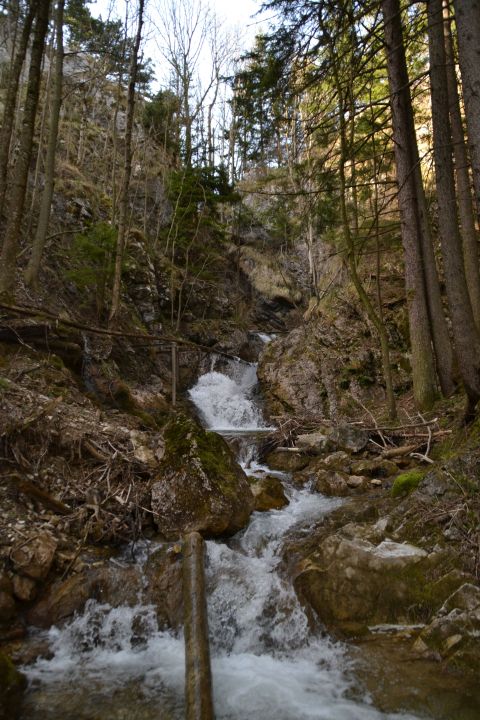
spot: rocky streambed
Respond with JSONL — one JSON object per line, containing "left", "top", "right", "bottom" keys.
{"left": 1, "top": 345, "right": 480, "bottom": 719}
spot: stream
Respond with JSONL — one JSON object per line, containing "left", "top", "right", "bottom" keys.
{"left": 20, "top": 350, "right": 421, "bottom": 720}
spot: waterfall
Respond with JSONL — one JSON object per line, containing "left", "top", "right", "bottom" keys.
{"left": 21, "top": 359, "right": 421, "bottom": 720}
{"left": 188, "top": 359, "right": 273, "bottom": 433}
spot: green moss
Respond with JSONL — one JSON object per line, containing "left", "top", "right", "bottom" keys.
{"left": 0, "top": 377, "right": 10, "bottom": 390}
{"left": 391, "top": 470, "right": 425, "bottom": 498}
{"left": 162, "top": 413, "right": 242, "bottom": 494}
{"left": 48, "top": 354, "right": 64, "bottom": 370}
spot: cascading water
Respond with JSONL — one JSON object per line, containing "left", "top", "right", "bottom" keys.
{"left": 21, "top": 355, "right": 421, "bottom": 720}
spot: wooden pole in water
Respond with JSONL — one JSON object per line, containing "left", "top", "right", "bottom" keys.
{"left": 183, "top": 532, "right": 215, "bottom": 720}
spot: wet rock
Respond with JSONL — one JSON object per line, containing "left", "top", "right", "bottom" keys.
{"left": 10, "top": 533, "right": 57, "bottom": 581}
{"left": 12, "top": 575, "right": 36, "bottom": 603}
{"left": 264, "top": 450, "right": 310, "bottom": 473}
{"left": 314, "top": 470, "right": 349, "bottom": 496}
{"left": 0, "top": 652, "right": 26, "bottom": 720}
{"left": 151, "top": 413, "right": 254, "bottom": 539}
{"left": 143, "top": 545, "right": 183, "bottom": 629}
{"left": 294, "top": 531, "right": 442, "bottom": 628}
{"left": 0, "top": 576, "right": 16, "bottom": 623}
{"left": 250, "top": 476, "right": 289, "bottom": 512}
{"left": 27, "top": 565, "right": 143, "bottom": 628}
{"left": 416, "top": 584, "right": 480, "bottom": 677}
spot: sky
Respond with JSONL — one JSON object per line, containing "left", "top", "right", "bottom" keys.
{"left": 92, "top": 0, "right": 268, "bottom": 90}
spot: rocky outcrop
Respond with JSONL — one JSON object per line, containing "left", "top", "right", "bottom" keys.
{"left": 235, "top": 245, "right": 302, "bottom": 306}
{"left": 414, "top": 583, "right": 480, "bottom": 677}
{"left": 257, "top": 311, "right": 409, "bottom": 419}
{"left": 27, "top": 546, "right": 183, "bottom": 631}
{"left": 292, "top": 517, "right": 467, "bottom": 635}
{"left": 151, "top": 413, "right": 254, "bottom": 539}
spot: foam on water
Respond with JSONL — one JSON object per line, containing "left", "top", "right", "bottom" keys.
{"left": 188, "top": 361, "right": 273, "bottom": 432}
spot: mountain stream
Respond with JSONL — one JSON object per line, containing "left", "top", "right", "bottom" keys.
{"left": 21, "top": 349, "right": 422, "bottom": 720}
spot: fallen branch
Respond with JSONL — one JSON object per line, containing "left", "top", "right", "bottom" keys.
{"left": 14, "top": 477, "right": 72, "bottom": 515}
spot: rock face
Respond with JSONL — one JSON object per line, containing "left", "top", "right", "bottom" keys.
{"left": 151, "top": 413, "right": 254, "bottom": 539}
{"left": 415, "top": 583, "right": 480, "bottom": 677}
{"left": 258, "top": 327, "right": 326, "bottom": 416}
{"left": 294, "top": 527, "right": 439, "bottom": 629}
{"left": 236, "top": 245, "right": 302, "bottom": 306}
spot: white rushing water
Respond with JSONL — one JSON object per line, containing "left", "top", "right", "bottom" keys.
{"left": 188, "top": 360, "right": 273, "bottom": 432}
{"left": 22, "top": 358, "right": 421, "bottom": 720}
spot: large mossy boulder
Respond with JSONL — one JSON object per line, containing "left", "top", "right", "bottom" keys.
{"left": 151, "top": 414, "right": 254, "bottom": 539}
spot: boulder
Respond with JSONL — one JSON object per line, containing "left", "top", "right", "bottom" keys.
{"left": 250, "top": 476, "right": 289, "bottom": 512}
{"left": 264, "top": 450, "right": 310, "bottom": 473}
{"left": 294, "top": 531, "right": 443, "bottom": 629}
{"left": 416, "top": 583, "right": 480, "bottom": 676}
{"left": 12, "top": 575, "right": 36, "bottom": 603}
{"left": 327, "top": 424, "right": 370, "bottom": 453}
{"left": 151, "top": 414, "right": 254, "bottom": 539}
{"left": 0, "top": 576, "right": 15, "bottom": 624}
{"left": 27, "top": 565, "right": 143, "bottom": 628}
{"left": 296, "top": 432, "right": 331, "bottom": 455}
{"left": 257, "top": 327, "right": 327, "bottom": 416}
{"left": 0, "top": 653, "right": 26, "bottom": 720}
{"left": 143, "top": 545, "right": 183, "bottom": 629}
{"left": 351, "top": 458, "right": 398, "bottom": 478}
{"left": 10, "top": 533, "right": 57, "bottom": 581}
{"left": 28, "top": 549, "right": 184, "bottom": 631}
{"left": 314, "top": 470, "right": 349, "bottom": 496}
{"left": 347, "top": 475, "right": 366, "bottom": 489}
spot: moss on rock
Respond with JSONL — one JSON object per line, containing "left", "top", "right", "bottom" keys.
{"left": 151, "top": 413, "right": 254, "bottom": 539}
{"left": 391, "top": 471, "right": 424, "bottom": 498}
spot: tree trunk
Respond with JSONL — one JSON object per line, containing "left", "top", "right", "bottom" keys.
{"left": 428, "top": 0, "right": 480, "bottom": 407}
{"left": 443, "top": 0, "right": 480, "bottom": 329}
{"left": 453, "top": 0, "right": 480, "bottom": 221}
{"left": 109, "top": 0, "right": 145, "bottom": 324}
{"left": 381, "top": 0, "right": 438, "bottom": 410}
{"left": 25, "top": 0, "right": 64, "bottom": 289}
{"left": 0, "top": 0, "right": 51, "bottom": 297}
{"left": 0, "top": 0, "right": 39, "bottom": 216}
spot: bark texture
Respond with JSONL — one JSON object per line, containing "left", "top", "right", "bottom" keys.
{"left": 0, "top": 0, "right": 51, "bottom": 296}
{"left": 382, "top": 0, "right": 438, "bottom": 409}
{"left": 453, "top": 0, "right": 480, "bottom": 220}
{"left": 428, "top": 0, "right": 480, "bottom": 405}
{"left": 25, "top": 0, "right": 65, "bottom": 288}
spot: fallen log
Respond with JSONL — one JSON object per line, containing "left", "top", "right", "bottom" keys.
{"left": 183, "top": 532, "right": 214, "bottom": 720}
